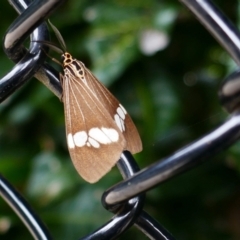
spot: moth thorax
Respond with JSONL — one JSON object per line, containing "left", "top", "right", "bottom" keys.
{"left": 62, "top": 55, "right": 86, "bottom": 82}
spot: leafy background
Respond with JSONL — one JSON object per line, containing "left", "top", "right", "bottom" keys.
{"left": 0, "top": 0, "right": 240, "bottom": 239}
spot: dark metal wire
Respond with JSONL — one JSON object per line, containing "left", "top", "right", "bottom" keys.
{"left": 0, "top": 0, "right": 63, "bottom": 103}
{"left": 179, "top": 0, "right": 240, "bottom": 66}
{"left": 1, "top": 0, "right": 240, "bottom": 239}
{"left": 102, "top": 113, "right": 240, "bottom": 204}
{"left": 102, "top": 0, "right": 240, "bottom": 206}
{"left": 0, "top": 174, "right": 53, "bottom": 240}
{"left": 219, "top": 69, "right": 240, "bottom": 113}
{"left": 80, "top": 152, "right": 145, "bottom": 240}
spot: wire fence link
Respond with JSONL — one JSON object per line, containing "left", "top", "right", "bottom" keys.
{"left": 1, "top": 0, "right": 240, "bottom": 239}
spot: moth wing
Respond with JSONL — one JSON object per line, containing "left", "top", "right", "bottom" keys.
{"left": 84, "top": 67, "right": 142, "bottom": 154}
{"left": 63, "top": 74, "right": 126, "bottom": 183}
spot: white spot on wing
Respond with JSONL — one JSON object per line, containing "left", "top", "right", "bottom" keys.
{"left": 67, "top": 133, "right": 75, "bottom": 148}
{"left": 114, "top": 114, "right": 123, "bottom": 132}
{"left": 101, "top": 128, "right": 119, "bottom": 142}
{"left": 114, "top": 104, "right": 127, "bottom": 132}
{"left": 89, "top": 128, "right": 111, "bottom": 144}
{"left": 88, "top": 137, "right": 100, "bottom": 148}
{"left": 120, "top": 104, "right": 127, "bottom": 114}
{"left": 73, "top": 131, "right": 88, "bottom": 147}
{"left": 71, "top": 128, "right": 119, "bottom": 149}
{"left": 117, "top": 106, "right": 125, "bottom": 120}
{"left": 119, "top": 116, "right": 125, "bottom": 131}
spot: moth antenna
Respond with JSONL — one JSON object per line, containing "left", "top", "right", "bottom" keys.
{"left": 48, "top": 19, "right": 67, "bottom": 51}
{"left": 33, "top": 40, "right": 64, "bottom": 54}
{"left": 45, "top": 52, "right": 62, "bottom": 66}
{"left": 32, "top": 41, "right": 63, "bottom": 65}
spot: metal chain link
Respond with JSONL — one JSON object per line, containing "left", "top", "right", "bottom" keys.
{"left": 1, "top": 0, "right": 240, "bottom": 239}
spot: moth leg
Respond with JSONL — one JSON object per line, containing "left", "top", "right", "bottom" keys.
{"left": 60, "top": 73, "right": 64, "bottom": 101}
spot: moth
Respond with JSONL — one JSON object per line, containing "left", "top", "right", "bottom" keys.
{"left": 46, "top": 22, "right": 142, "bottom": 183}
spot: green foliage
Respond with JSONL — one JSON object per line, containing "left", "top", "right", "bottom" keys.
{"left": 0, "top": 0, "right": 240, "bottom": 239}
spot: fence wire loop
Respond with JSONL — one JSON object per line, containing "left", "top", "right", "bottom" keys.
{"left": 1, "top": 0, "right": 240, "bottom": 239}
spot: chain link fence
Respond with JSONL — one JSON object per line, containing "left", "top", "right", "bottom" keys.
{"left": 1, "top": 0, "right": 240, "bottom": 239}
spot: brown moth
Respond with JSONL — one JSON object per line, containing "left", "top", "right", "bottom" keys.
{"left": 49, "top": 21, "right": 142, "bottom": 183}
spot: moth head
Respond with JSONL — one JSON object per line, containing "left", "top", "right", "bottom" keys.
{"left": 62, "top": 52, "right": 73, "bottom": 67}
